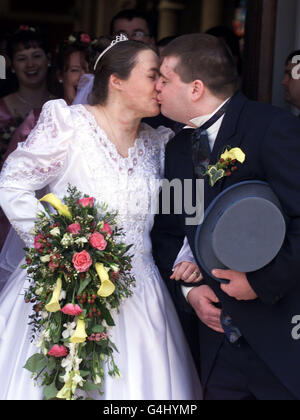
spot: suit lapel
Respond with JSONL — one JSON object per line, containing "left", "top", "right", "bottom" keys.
{"left": 205, "top": 91, "right": 248, "bottom": 204}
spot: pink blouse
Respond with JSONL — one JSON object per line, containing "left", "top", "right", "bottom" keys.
{"left": 0, "top": 101, "right": 41, "bottom": 251}
{"left": 3, "top": 109, "right": 41, "bottom": 160}
{"left": 0, "top": 98, "right": 13, "bottom": 129}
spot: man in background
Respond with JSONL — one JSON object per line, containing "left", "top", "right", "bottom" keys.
{"left": 110, "top": 9, "right": 155, "bottom": 45}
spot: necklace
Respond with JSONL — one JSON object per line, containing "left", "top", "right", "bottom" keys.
{"left": 101, "top": 107, "right": 137, "bottom": 158}
{"left": 16, "top": 93, "right": 32, "bottom": 106}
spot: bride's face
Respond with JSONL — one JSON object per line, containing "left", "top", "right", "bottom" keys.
{"left": 120, "top": 50, "right": 160, "bottom": 118}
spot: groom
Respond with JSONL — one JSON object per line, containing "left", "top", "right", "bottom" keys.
{"left": 151, "top": 33, "right": 300, "bottom": 400}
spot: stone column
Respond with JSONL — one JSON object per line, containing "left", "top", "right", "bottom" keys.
{"left": 0, "top": 0, "right": 9, "bottom": 15}
{"left": 200, "top": 0, "right": 225, "bottom": 32}
{"left": 158, "top": 0, "right": 185, "bottom": 40}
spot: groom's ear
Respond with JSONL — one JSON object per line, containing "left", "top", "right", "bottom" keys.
{"left": 190, "top": 80, "right": 204, "bottom": 102}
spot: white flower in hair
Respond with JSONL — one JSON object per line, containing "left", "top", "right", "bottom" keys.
{"left": 93, "top": 34, "right": 129, "bottom": 71}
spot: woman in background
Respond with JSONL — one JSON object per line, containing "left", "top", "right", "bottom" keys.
{"left": 3, "top": 31, "right": 92, "bottom": 159}
{"left": 0, "top": 26, "right": 53, "bottom": 132}
{"left": 0, "top": 26, "right": 53, "bottom": 252}
{"left": 0, "top": 32, "right": 92, "bottom": 290}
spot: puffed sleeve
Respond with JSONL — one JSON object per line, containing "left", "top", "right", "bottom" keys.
{"left": 0, "top": 99, "right": 73, "bottom": 246}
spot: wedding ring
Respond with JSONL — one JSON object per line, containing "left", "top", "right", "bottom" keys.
{"left": 193, "top": 271, "right": 200, "bottom": 277}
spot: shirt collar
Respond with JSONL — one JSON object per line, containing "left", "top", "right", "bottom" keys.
{"left": 185, "top": 97, "right": 231, "bottom": 129}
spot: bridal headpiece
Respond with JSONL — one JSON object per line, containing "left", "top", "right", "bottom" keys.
{"left": 93, "top": 34, "right": 129, "bottom": 71}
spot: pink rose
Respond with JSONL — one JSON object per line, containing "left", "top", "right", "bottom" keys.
{"left": 61, "top": 303, "right": 82, "bottom": 316}
{"left": 88, "top": 332, "right": 108, "bottom": 342}
{"left": 67, "top": 223, "right": 81, "bottom": 234}
{"left": 49, "top": 261, "right": 59, "bottom": 271}
{"left": 78, "top": 197, "right": 94, "bottom": 208}
{"left": 102, "top": 222, "right": 112, "bottom": 236}
{"left": 34, "top": 234, "right": 44, "bottom": 250}
{"left": 72, "top": 250, "right": 92, "bottom": 272}
{"left": 48, "top": 344, "right": 68, "bottom": 357}
{"left": 49, "top": 253, "right": 60, "bottom": 272}
{"left": 80, "top": 33, "right": 91, "bottom": 43}
{"left": 89, "top": 232, "right": 107, "bottom": 251}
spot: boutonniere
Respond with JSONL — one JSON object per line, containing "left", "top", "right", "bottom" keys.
{"left": 207, "top": 146, "right": 246, "bottom": 187}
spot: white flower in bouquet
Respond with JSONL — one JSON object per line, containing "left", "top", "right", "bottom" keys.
{"left": 41, "top": 311, "right": 48, "bottom": 320}
{"left": 40, "top": 255, "right": 51, "bottom": 263}
{"left": 50, "top": 227, "right": 60, "bottom": 237}
{"left": 59, "top": 290, "right": 66, "bottom": 301}
{"left": 35, "top": 328, "right": 51, "bottom": 352}
{"left": 61, "top": 233, "right": 74, "bottom": 248}
{"left": 94, "top": 375, "right": 102, "bottom": 385}
{"left": 29, "top": 227, "right": 38, "bottom": 235}
{"left": 62, "top": 322, "right": 76, "bottom": 339}
{"left": 72, "top": 371, "right": 84, "bottom": 388}
{"left": 35, "top": 286, "right": 44, "bottom": 295}
{"left": 74, "top": 237, "right": 88, "bottom": 247}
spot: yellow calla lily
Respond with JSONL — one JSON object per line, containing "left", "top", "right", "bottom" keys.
{"left": 221, "top": 147, "right": 246, "bottom": 164}
{"left": 45, "top": 276, "right": 62, "bottom": 313}
{"left": 39, "top": 193, "right": 72, "bottom": 220}
{"left": 56, "top": 372, "right": 74, "bottom": 400}
{"left": 69, "top": 318, "right": 87, "bottom": 344}
{"left": 95, "top": 263, "right": 115, "bottom": 298}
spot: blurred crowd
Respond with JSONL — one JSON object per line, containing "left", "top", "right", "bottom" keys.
{"left": 0, "top": 10, "right": 244, "bottom": 165}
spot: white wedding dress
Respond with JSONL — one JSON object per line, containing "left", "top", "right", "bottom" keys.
{"left": 0, "top": 99, "right": 201, "bottom": 400}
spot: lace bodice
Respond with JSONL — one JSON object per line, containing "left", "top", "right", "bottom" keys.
{"left": 0, "top": 100, "right": 173, "bottom": 271}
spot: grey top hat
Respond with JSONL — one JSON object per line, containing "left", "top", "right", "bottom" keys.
{"left": 194, "top": 180, "right": 286, "bottom": 283}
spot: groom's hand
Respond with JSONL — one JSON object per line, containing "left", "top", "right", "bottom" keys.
{"left": 187, "top": 285, "right": 224, "bottom": 334}
{"left": 212, "top": 269, "right": 258, "bottom": 301}
{"left": 170, "top": 261, "right": 203, "bottom": 283}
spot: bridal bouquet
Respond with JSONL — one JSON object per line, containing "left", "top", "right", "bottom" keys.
{"left": 22, "top": 186, "right": 135, "bottom": 400}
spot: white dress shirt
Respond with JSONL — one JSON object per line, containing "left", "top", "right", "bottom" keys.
{"left": 172, "top": 98, "right": 230, "bottom": 300}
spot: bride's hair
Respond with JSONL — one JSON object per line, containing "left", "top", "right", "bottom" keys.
{"left": 91, "top": 40, "right": 156, "bottom": 105}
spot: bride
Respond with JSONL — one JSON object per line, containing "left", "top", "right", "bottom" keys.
{"left": 0, "top": 36, "right": 202, "bottom": 400}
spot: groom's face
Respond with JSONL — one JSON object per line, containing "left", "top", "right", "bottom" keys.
{"left": 156, "top": 56, "right": 191, "bottom": 124}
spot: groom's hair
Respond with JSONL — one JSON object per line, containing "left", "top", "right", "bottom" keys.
{"left": 161, "top": 33, "right": 239, "bottom": 99}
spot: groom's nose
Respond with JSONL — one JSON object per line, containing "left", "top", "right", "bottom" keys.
{"left": 156, "top": 77, "right": 162, "bottom": 92}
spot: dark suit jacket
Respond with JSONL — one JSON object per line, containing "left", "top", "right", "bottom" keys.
{"left": 151, "top": 91, "right": 300, "bottom": 399}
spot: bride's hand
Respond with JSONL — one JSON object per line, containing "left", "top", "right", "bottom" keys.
{"left": 170, "top": 261, "right": 203, "bottom": 283}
